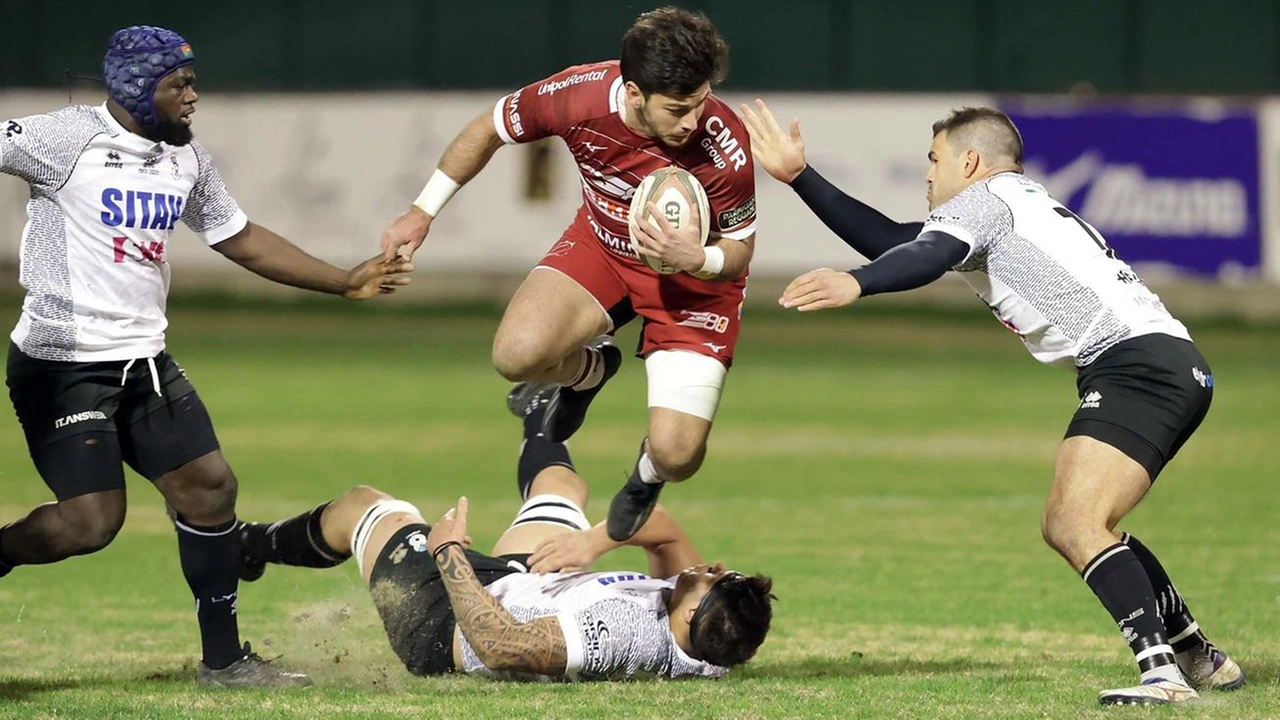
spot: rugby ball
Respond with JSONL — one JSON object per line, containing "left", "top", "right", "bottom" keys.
{"left": 628, "top": 167, "right": 711, "bottom": 274}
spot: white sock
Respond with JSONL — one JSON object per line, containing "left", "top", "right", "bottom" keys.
{"left": 637, "top": 452, "right": 663, "bottom": 485}
{"left": 567, "top": 346, "right": 605, "bottom": 391}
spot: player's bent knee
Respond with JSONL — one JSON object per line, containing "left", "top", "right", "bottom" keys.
{"left": 58, "top": 498, "right": 126, "bottom": 555}
{"left": 512, "top": 494, "right": 590, "bottom": 532}
{"left": 646, "top": 433, "right": 706, "bottom": 481}
{"left": 646, "top": 350, "right": 726, "bottom": 422}
{"left": 340, "top": 485, "right": 391, "bottom": 509}
{"left": 492, "top": 335, "right": 547, "bottom": 382}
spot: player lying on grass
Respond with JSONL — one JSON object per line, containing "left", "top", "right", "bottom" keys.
{"left": 237, "top": 387, "right": 774, "bottom": 681}
{"left": 742, "top": 100, "right": 1243, "bottom": 706}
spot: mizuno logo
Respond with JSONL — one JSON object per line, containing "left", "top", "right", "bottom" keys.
{"left": 583, "top": 142, "right": 607, "bottom": 152}
{"left": 702, "top": 342, "right": 726, "bottom": 353}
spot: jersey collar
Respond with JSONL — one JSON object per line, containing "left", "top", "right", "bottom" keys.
{"left": 95, "top": 103, "right": 165, "bottom": 155}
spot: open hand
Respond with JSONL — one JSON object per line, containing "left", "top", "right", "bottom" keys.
{"left": 740, "top": 98, "right": 807, "bottom": 184}
{"left": 780, "top": 268, "right": 862, "bottom": 311}
{"left": 528, "top": 530, "right": 601, "bottom": 573}
{"left": 343, "top": 254, "right": 414, "bottom": 299}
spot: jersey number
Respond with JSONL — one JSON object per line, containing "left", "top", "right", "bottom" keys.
{"left": 113, "top": 236, "right": 165, "bottom": 264}
{"left": 1054, "top": 206, "right": 1116, "bottom": 259}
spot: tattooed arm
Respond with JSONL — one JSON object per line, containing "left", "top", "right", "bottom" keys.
{"left": 434, "top": 544, "right": 569, "bottom": 675}
{"left": 428, "top": 497, "right": 569, "bottom": 676}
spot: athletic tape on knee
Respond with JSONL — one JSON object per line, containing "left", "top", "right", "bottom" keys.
{"left": 645, "top": 350, "right": 727, "bottom": 421}
{"left": 511, "top": 494, "right": 590, "bottom": 532}
{"left": 352, "top": 499, "right": 422, "bottom": 576}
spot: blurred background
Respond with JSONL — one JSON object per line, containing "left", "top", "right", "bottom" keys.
{"left": 1, "top": 0, "right": 1277, "bottom": 317}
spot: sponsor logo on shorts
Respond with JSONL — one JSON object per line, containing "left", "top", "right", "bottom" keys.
{"left": 717, "top": 197, "right": 756, "bottom": 230}
{"left": 54, "top": 410, "right": 108, "bottom": 429}
{"left": 547, "top": 238, "right": 575, "bottom": 257}
{"left": 1079, "top": 390, "right": 1102, "bottom": 410}
{"left": 388, "top": 532, "right": 430, "bottom": 565}
{"left": 1192, "top": 366, "right": 1213, "bottom": 388}
{"left": 677, "top": 310, "right": 730, "bottom": 334}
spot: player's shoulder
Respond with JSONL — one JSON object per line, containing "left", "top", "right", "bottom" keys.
{"left": 703, "top": 93, "right": 745, "bottom": 130}
{"left": 532, "top": 60, "right": 620, "bottom": 103}
{"left": 929, "top": 174, "right": 1016, "bottom": 223}
{"left": 6, "top": 104, "right": 106, "bottom": 138}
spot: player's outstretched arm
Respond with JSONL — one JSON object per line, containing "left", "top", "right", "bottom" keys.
{"left": 215, "top": 222, "right": 414, "bottom": 299}
{"left": 779, "top": 231, "right": 969, "bottom": 312}
{"left": 428, "top": 498, "right": 569, "bottom": 676}
{"left": 380, "top": 111, "right": 507, "bottom": 261}
{"left": 527, "top": 504, "right": 702, "bottom": 579}
{"left": 740, "top": 98, "right": 921, "bottom": 260}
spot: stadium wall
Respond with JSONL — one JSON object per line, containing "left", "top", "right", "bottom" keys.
{"left": 2, "top": 90, "right": 1277, "bottom": 315}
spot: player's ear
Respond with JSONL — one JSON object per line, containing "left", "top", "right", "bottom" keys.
{"left": 624, "top": 81, "right": 645, "bottom": 107}
{"left": 963, "top": 149, "right": 981, "bottom": 178}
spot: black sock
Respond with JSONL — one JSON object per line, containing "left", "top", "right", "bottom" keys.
{"left": 175, "top": 516, "right": 244, "bottom": 670}
{"left": 241, "top": 503, "right": 349, "bottom": 568}
{"left": 1082, "top": 542, "right": 1180, "bottom": 681}
{"left": 517, "top": 418, "right": 574, "bottom": 500}
{"left": 0, "top": 526, "right": 13, "bottom": 578}
{"left": 1121, "top": 533, "right": 1216, "bottom": 656}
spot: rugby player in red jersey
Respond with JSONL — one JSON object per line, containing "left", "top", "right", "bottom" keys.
{"left": 380, "top": 7, "right": 757, "bottom": 541}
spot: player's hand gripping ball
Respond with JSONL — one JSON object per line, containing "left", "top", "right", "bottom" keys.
{"left": 628, "top": 167, "right": 710, "bottom": 274}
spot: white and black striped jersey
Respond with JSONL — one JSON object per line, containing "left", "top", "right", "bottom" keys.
{"left": 0, "top": 104, "right": 247, "bottom": 362}
{"left": 924, "top": 172, "right": 1190, "bottom": 367}
{"left": 458, "top": 570, "right": 727, "bottom": 682}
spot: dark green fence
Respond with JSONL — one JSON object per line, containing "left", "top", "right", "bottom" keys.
{"left": 3, "top": 0, "right": 1277, "bottom": 93}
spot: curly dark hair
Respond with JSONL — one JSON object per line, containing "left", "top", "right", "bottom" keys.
{"left": 620, "top": 6, "right": 728, "bottom": 97}
{"left": 688, "top": 572, "right": 775, "bottom": 668}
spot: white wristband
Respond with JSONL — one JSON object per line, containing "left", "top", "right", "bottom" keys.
{"left": 692, "top": 245, "right": 725, "bottom": 280}
{"left": 412, "top": 170, "right": 462, "bottom": 217}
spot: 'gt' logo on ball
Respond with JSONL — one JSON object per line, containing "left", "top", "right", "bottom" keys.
{"left": 662, "top": 201, "right": 682, "bottom": 227}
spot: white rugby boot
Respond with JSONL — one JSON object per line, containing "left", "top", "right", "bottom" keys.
{"left": 1098, "top": 678, "right": 1198, "bottom": 706}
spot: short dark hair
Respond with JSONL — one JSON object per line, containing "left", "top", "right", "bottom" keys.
{"left": 688, "top": 573, "right": 774, "bottom": 668}
{"left": 620, "top": 6, "right": 728, "bottom": 97}
{"left": 932, "top": 107, "right": 1024, "bottom": 165}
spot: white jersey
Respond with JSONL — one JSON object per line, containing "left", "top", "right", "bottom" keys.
{"left": 459, "top": 569, "right": 727, "bottom": 682}
{"left": 0, "top": 104, "right": 247, "bottom": 362}
{"left": 924, "top": 172, "right": 1190, "bottom": 367}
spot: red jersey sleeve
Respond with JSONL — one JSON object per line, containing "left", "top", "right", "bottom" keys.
{"left": 493, "top": 62, "right": 619, "bottom": 145}
{"left": 698, "top": 98, "right": 757, "bottom": 241}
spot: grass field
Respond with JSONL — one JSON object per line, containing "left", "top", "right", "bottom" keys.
{"left": 0, "top": 299, "right": 1276, "bottom": 719}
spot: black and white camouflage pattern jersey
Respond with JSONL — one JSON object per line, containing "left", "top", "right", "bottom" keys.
{"left": 0, "top": 103, "right": 247, "bottom": 361}
{"left": 923, "top": 172, "right": 1190, "bottom": 367}
{"left": 458, "top": 570, "right": 727, "bottom": 682}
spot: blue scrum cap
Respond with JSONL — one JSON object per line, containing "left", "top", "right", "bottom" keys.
{"left": 103, "top": 25, "right": 195, "bottom": 128}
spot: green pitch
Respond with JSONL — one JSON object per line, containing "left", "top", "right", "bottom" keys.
{"left": 0, "top": 301, "right": 1275, "bottom": 719}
